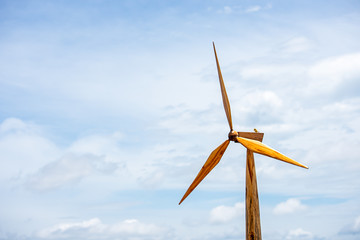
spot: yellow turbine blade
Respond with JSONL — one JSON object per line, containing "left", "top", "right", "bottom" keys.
{"left": 213, "top": 42, "right": 233, "bottom": 131}
{"left": 179, "top": 140, "right": 230, "bottom": 205}
{"left": 236, "top": 137, "right": 308, "bottom": 169}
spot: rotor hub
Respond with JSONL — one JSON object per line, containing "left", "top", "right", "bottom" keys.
{"left": 228, "top": 130, "right": 238, "bottom": 141}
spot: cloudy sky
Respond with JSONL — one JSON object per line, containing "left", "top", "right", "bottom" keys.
{"left": 1, "top": 0, "right": 360, "bottom": 239}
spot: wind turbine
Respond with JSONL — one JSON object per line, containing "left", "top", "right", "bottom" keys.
{"left": 179, "top": 42, "right": 308, "bottom": 240}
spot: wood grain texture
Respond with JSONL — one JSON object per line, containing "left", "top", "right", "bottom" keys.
{"left": 213, "top": 42, "right": 233, "bottom": 131}
{"left": 246, "top": 150, "right": 262, "bottom": 240}
{"left": 179, "top": 140, "right": 230, "bottom": 205}
{"left": 236, "top": 137, "right": 308, "bottom": 169}
{"left": 237, "top": 132, "right": 264, "bottom": 142}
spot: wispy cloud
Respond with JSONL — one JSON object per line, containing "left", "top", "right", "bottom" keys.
{"left": 26, "top": 154, "right": 118, "bottom": 191}
{"left": 273, "top": 198, "right": 307, "bottom": 215}
{"left": 308, "top": 52, "right": 360, "bottom": 95}
{"left": 339, "top": 215, "right": 360, "bottom": 235}
{"left": 38, "top": 218, "right": 168, "bottom": 239}
{"left": 281, "top": 37, "right": 312, "bottom": 53}
{"left": 245, "top": 5, "right": 261, "bottom": 13}
{"left": 286, "top": 228, "right": 313, "bottom": 239}
{"left": 223, "top": 6, "right": 233, "bottom": 14}
{"left": 210, "top": 202, "right": 244, "bottom": 223}
{"left": 0, "top": 118, "right": 60, "bottom": 181}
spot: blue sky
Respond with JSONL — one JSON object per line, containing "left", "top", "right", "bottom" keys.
{"left": 1, "top": 0, "right": 360, "bottom": 239}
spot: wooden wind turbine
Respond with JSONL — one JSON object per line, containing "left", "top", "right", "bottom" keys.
{"left": 179, "top": 42, "right": 308, "bottom": 240}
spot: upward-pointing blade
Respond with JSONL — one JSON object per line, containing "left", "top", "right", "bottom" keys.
{"left": 236, "top": 137, "right": 308, "bottom": 169}
{"left": 179, "top": 140, "right": 230, "bottom": 205}
{"left": 213, "top": 42, "right": 233, "bottom": 131}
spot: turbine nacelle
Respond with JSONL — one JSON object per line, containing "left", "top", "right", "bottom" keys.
{"left": 230, "top": 131, "right": 265, "bottom": 142}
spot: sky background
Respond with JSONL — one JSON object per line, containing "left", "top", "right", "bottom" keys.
{"left": 1, "top": 0, "right": 360, "bottom": 239}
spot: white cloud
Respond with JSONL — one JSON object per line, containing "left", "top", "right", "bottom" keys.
{"left": 137, "top": 170, "right": 165, "bottom": 189}
{"left": 209, "top": 202, "right": 244, "bottom": 223}
{"left": 109, "top": 219, "right": 164, "bottom": 236}
{"left": 68, "top": 132, "right": 123, "bottom": 156}
{"left": 308, "top": 52, "right": 360, "bottom": 94}
{"left": 245, "top": 6, "right": 261, "bottom": 13}
{"left": 286, "top": 228, "right": 313, "bottom": 239}
{"left": 354, "top": 216, "right": 360, "bottom": 232}
{"left": 243, "top": 90, "right": 283, "bottom": 108}
{"left": 240, "top": 63, "right": 305, "bottom": 80}
{"left": 26, "top": 153, "right": 118, "bottom": 191}
{"left": 38, "top": 218, "right": 167, "bottom": 239}
{"left": 223, "top": 6, "right": 232, "bottom": 14}
{"left": 273, "top": 198, "right": 307, "bottom": 215}
{"left": 340, "top": 215, "right": 360, "bottom": 235}
{"left": 0, "top": 118, "right": 60, "bottom": 180}
{"left": 232, "top": 90, "right": 284, "bottom": 126}
{"left": 0, "top": 118, "right": 129, "bottom": 191}
{"left": 0, "top": 118, "right": 29, "bottom": 133}
{"left": 38, "top": 218, "right": 104, "bottom": 238}
{"left": 282, "top": 37, "right": 311, "bottom": 53}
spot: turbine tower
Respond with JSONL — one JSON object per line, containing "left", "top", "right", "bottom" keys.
{"left": 179, "top": 42, "right": 308, "bottom": 240}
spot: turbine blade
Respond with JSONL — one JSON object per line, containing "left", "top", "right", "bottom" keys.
{"left": 236, "top": 137, "right": 308, "bottom": 169}
{"left": 213, "top": 42, "right": 233, "bottom": 131}
{"left": 179, "top": 140, "right": 230, "bottom": 205}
